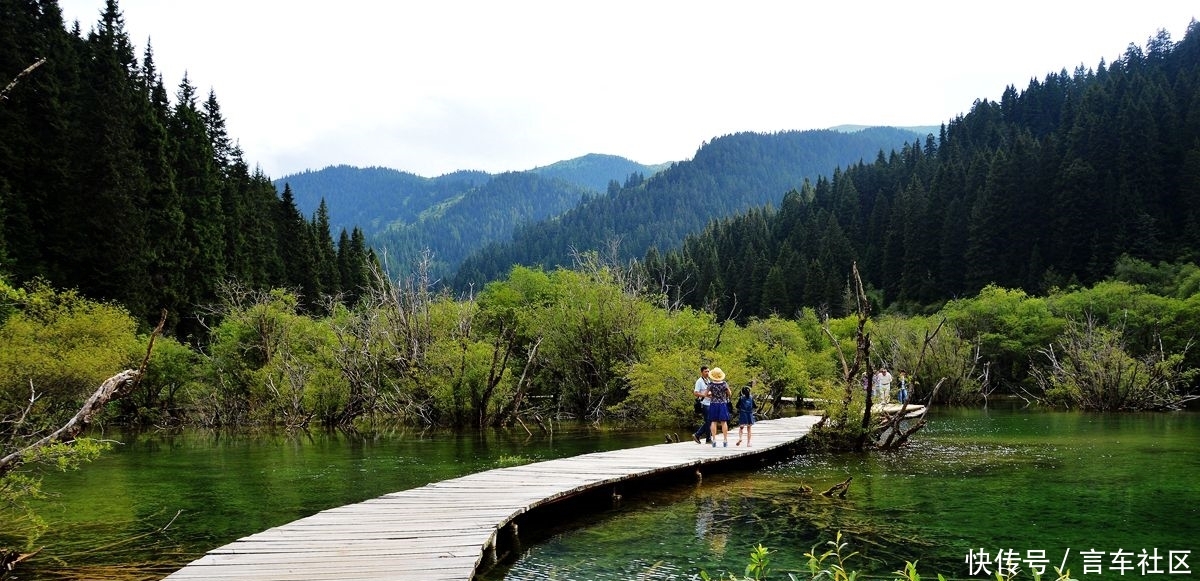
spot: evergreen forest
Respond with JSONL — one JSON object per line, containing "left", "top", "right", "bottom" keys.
{"left": 639, "top": 23, "right": 1200, "bottom": 321}
{"left": 451, "top": 127, "right": 925, "bottom": 289}
{"left": 3, "top": 2, "right": 1200, "bottom": 563}
{"left": 0, "top": 0, "right": 376, "bottom": 339}
{"left": 276, "top": 157, "right": 674, "bottom": 282}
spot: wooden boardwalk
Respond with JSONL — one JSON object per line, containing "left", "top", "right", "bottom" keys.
{"left": 163, "top": 415, "right": 822, "bottom": 581}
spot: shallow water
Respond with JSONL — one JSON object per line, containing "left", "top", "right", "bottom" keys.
{"left": 9, "top": 406, "right": 1197, "bottom": 580}
{"left": 10, "top": 424, "right": 664, "bottom": 580}
{"left": 485, "top": 405, "right": 1200, "bottom": 580}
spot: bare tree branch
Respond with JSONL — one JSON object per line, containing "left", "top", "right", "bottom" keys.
{"left": 0, "top": 311, "right": 166, "bottom": 477}
{"left": 1, "top": 58, "right": 45, "bottom": 103}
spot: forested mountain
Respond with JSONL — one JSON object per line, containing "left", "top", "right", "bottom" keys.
{"left": 277, "top": 155, "right": 668, "bottom": 279}
{"left": 452, "top": 127, "right": 925, "bottom": 289}
{"left": 527, "top": 153, "right": 671, "bottom": 193}
{"left": 278, "top": 166, "right": 490, "bottom": 238}
{"left": 0, "top": 1, "right": 374, "bottom": 336}
{"left": 830, "top": 124, "right": 940, "bottom": 135}
{"left": 644, "top": 22, "right": 1200, "bottom": 320}
{"left": 370, "top": 172, "right": 594, "bottom": 279}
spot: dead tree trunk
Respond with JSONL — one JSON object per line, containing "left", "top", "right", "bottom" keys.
{"left": 875, "top": 378, "right": 942, "bottom": 449}
{"left": 848, "top": 263, "right": 874, "bottom": 453}
{"left": 0, "top": 311, "right": 165, "bottom": 478}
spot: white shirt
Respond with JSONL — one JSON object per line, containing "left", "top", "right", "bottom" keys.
{"left": 878, "top": 371, "right": 893, "bottom": 390}
{"left": 694, "top": 377, "right": 710, "bottom": 405}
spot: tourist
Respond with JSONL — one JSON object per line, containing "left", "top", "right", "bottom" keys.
{"left": 897, "top": 370, "right": 910, "bottom": 404}
{"left": 706, "top": 367, "right": 732, "bottom": 448}
{"left": 874, "top": 367, "right": 894, "bottom": 404}
{"left": 691, "top": 366, "right": 711, "bottom": 444}
{"left": 735, "top": 383, "right": 755, "bottom": 446}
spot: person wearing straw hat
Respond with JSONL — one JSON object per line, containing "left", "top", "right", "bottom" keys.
{"left": 705, "top": 367, "right": 732, "bottom": 447}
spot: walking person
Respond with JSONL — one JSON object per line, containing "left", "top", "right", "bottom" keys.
{"left": 706, "top": 367, "right": 732, "bottom": 447}
{"left": 735, "top": 383, "right": 755, "bottom": 446}
{"left": 691, "top": 366, "right": 712, "bottom": 444}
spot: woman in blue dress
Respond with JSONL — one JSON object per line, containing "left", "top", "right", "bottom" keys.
{"left": 706, "top": 367, "right": 732, "bottom": 447}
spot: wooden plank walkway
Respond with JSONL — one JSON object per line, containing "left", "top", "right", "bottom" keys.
{"left": 163, "top": 415, "right": 822, "bottom": 581}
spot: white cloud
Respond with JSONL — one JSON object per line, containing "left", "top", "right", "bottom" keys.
{"left": 57, "top": 0, "right": 1197, "bottom": 178}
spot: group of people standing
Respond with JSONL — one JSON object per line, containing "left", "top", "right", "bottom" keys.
{"left": 864, "top": 367, "right": 910, "bottom": 404}
{"left": 692, "top": 366, "right": 755, "bottom": 448}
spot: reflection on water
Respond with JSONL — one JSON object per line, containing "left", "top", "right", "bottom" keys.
{"left": 489, "top": 405, "right": 1200, "bottom": 581}
{"left": 10, "top": 406, "right": 1198, "bottom": 581}
{"left": 11, "top": 424, "right": 664, "bottom": 580}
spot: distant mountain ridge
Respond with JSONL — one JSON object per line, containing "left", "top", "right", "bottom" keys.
{"left": 276, "top": 154, "right": 669, "bottom": 277}
{"left": 829, "top": 124, "right": 940, "bottom": 135}
{"left": 276, "top": 127, "right": 925, "bottom": 284}
{"left": 278, "top": 155, "right": 667, "bottom": 234}
{"left": 274, "top": 166, "right": 489, "bottom": 237}
{"left": 527, "top": 153, "right": 673, "bottom": 193}
{"left": 371, "top": 171, "right": 593, "bottom": 278}
{"left": 452, "top": 126, "right": 926, "bottom": 289}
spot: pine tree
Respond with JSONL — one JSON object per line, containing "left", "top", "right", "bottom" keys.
{"left": 336, "top": 226, "right": 372, "bottom": 305}
{"left": 311, "top": 199, "right": 340, "bottom": 299}
{"left": 135, "top": 40, "right": 187, "bottom": 329}
{"left": 276, "top": 184, "right": 318, "bottom": 305}
{"left": 0, "top": 0, "right": 79, "bottom": 283}
{"left": 169, "top": 73, "right": 226, "bottom": 314}
{"left": 65, "top": 0, "right": 153, "bottom": 314}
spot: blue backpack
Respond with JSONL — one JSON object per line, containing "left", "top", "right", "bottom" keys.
{"left": 737, "top": 395, "right": 753, "bottom": 413}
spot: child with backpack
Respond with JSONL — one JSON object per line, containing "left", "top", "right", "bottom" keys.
{"left": 735, "top": 384, "right": 755, "bottom": 446}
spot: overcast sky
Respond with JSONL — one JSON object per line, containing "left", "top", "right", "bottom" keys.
{"left": 56, "top": 1, "right": 1197, "bottom": 179}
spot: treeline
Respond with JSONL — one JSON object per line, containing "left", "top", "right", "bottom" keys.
{"left": 281, "top": 165, "right": 491, "bottom": 240}
{"left": 0, "top": 1, "right": 374, "bottom": 337}
{"left": 4, "top": 255, "right": 1196, "bottom": 563}
{"left": 2, "top": 254, "right": 1195, "bottom": 438}
{"left": 451, "top": 127, "right": 925, "bottom": 290}
{"left": 645, "top": 21, "right": 1200, "bottom": 321}
{"left": 526, "top": 153, "right": 670, "bottom": 193}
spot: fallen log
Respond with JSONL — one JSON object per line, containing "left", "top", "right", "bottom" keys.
{"left": 0, "top": 311, "right": 164, "bottom": 479}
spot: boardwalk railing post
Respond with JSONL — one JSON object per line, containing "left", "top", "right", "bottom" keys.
{"left": 509, "top": 522, "right": 520, "bottom": 554}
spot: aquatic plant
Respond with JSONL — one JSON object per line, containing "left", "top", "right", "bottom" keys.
{"left": 701, "top": 532, "right": 1081, "bottom": 581}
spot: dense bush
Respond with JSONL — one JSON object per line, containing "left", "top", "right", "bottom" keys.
{"left": 0, "top": 279, "right": 140, "bottom": 430}
{"left": 0, "top": 278, "right": 142, "bottom": 551}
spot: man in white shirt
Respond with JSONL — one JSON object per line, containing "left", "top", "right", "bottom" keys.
{"left": 691, "top": 366, "right": 711, "bottom": 444}
{"left": 875, "top": 367, "right": 894, "bottom": 404}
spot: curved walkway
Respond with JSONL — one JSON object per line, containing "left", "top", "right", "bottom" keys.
{"left": 163, "top": 415, "right": 822, "bottom": 581}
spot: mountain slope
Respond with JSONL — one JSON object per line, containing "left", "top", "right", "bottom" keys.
{"left": 276, "top": 165, "right": 490, "bottom": 236}
{"left": 371, "top": 172, "right": 593, "bottom": 277}
{"left": 646, "top": 23, "right": 1200, "bottom": 321}
{"left": 276, "top": 155, "right": 670, "bottom": 276}
{"left": 452, "top": 126, "right": 926, "bottom": 289}
{"left": 528, "top": 153, "right": 672, "bottom": 193}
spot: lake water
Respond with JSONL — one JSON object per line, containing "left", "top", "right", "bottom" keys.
{"left": 12, "top": 404, "right": 1199, "bottom": 581}
{"left": 486, "top": 404, "right": 1200, "bottom": 581}
{"left": 13, "top": 424, "right": 664, "bottom": 580}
